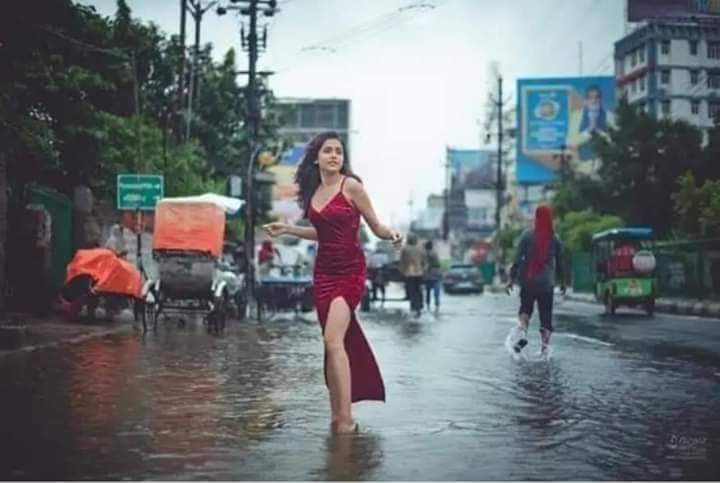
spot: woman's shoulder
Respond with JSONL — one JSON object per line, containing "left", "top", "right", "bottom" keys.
{"left": 343, "top": 175, "right": 363, "bottom": 190}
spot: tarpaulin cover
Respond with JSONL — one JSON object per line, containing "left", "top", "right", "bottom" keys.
{"left": 65, "top": 248, "right": 142, "bottom": 297}
{"left": 152, "top": 201, "right": 225, "bottom": 257}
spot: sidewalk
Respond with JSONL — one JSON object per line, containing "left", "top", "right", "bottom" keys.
{"left": 487, "top": 285, "right": 720, "bottom": 319}
{"left": 0, "top": 311, "right": 135, "bottom": 357}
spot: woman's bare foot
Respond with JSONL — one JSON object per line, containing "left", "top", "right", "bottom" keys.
{"left": 331, "top": 420, "right": 359, "bottom": 434}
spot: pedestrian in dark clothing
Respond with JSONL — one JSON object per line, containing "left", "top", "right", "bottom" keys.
{"left": 399, "top": 234, "right": 425, "bottom": 317}
{"left": 506, "top": 206, "right": 566, "bottom": 355}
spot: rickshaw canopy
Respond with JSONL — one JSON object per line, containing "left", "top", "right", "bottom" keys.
{"left": 592, "top": 227, "right": 655, "bottom": 243}
{"left": 152, "top": 194, "right": 242, "bottom": 258}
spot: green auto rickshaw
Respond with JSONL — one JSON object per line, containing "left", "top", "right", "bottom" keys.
{"left": 591, "top": 228, "right": 657, "bottom": 316}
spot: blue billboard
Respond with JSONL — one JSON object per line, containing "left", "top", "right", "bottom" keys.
{"left": 516, "top": 76, "right": 615, "bottom": 185}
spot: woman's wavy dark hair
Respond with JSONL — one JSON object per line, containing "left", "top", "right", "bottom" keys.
{"left": 294, "top": 131, "right": 361, "bottom": 213}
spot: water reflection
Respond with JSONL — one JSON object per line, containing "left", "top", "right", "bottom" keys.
{"left": 314, "top": 431, "right": 384, "bottom": 481}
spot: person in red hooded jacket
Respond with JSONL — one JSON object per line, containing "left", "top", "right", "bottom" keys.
{"left": 506, "top": 205, "right": 566, "bottom": 355}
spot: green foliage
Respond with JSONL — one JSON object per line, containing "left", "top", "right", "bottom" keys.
{"left": 0, "top": 0, "right": 282, "bottom": 222}
{"left": 591, "top": 99, "right": 703, "bottom": 238}
{"left": 672, "top": 172, "right": 720, "bottom": 238}
{"left": 557, "top": 209, "right": 624, "bottom": 253}
{"left": 495, "top": 225, "right": 523, "bottom": 265}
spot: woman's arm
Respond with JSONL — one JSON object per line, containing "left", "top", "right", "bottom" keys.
{"left": 263, "top": 222, "right": 317, "bottom": 241}
{"left": 285, "top": 224, "right": 318, "bottom": 241}
{"left": 344, "top": 178, "right": 401, "bottom": 243}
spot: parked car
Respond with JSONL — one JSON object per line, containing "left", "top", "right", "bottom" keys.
{"left": 442, "top": 263, "right": 484, "bottom": 294}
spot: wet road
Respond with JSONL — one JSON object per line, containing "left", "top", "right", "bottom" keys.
{"left": 1, "top": 288, "right": 719, "bottom": 480}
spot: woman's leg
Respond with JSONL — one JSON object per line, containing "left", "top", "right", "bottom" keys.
{"left": 537, "top": 291, "right": 554, "bottom": 352}
{"left": 324, "top": 297, "right": 355, "bottom": 433}
{"left": 514, "top": 287, "right": 533, "bottom": 352}
{"left": 424, "top": 281, "right": 431, "bottom": 308}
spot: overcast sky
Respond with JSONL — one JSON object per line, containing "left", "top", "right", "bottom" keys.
{"left": 82, "top": 0, "right": 625, "bottom": 228}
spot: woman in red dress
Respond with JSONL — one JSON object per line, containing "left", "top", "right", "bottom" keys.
{"left": 264, "top": 132, "right": 402, "bottom": 434}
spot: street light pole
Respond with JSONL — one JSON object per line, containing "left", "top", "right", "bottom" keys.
{"left": 217, "top": 0, "right": 277, "bottom": 320}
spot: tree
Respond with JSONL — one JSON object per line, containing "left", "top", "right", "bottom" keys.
{"left": 557, "top": 209, "right": 624, "bottom": 254}
{"left": 495, "top": 225, "right": 522, "bottom": 265}
{"left": 592, "top": 99, "right": 703, "bottom": 238}
{"left": 672, "top": 172, "right": 720, "bottom": 238}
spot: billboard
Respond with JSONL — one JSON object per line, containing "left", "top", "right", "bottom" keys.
{"left": 446, "top": 148, "right": 496, "bottom": 190}
{"left": 628, "top": 0, "right": 720, "bottom": 22}
{"left": 516, "top": 76, "right": 615, "bottom": 185}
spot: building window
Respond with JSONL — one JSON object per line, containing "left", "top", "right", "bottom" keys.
{"left": 708, "top": 72, "right": 720, "bottom": 89}
{"left": 639, "top": 45, "right": 646, "bottom": 62}
{"left": 690, "top": 40, "right": 698, "bottom": 55}
{"left": 709, "top": 42, "right": 720, "bottom": 59}
{"left": 692, "top": 100, "right": 700, "bottom": 115}
{"left": 632, "top": 79, "right": 638, "bottom": 92}
{"left": 661, "top": 40, "right": 670, "bottom": 54}
{"left": 710, "top": 102, "right": 720, "bottom": 120}
{"left": 691, "top": 70, "right": 700, "bottom": 85}
{"left": 316, "top": 104, "right": 335, "bottom": 126}
{"left": 641, "top": 75, "right": 646, "bottom": 91}
{"left": 661, "top": 69, "right": 671, "bottom": 84}
{"left": 631, "top": 50, "right": 637, "bottom": 67}
{"left": 661, "top": 100, "right": 671, "bottom": 115}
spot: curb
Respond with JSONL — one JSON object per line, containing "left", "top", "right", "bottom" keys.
{"left": 563, "top": 292, "right": 720, "bottom": 320}
{"left": 0, "top": 313, "right": 135, "bottom": 358}
{"left": 488, "top": 285, "right": 720, "bottom": 320}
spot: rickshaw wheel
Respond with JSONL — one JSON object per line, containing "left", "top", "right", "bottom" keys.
{"left": 604, "top": 292, "right": 616, "bottom": 315}
{"left": 209, "top": 292, "right": 228, "bottom": 332}
{"left": 235, "top": 292, "right": 248, "bottom": 321}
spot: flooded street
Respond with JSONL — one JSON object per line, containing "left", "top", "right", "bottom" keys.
{"left": 1, "top": 290, "right": 718, "bottom": 480}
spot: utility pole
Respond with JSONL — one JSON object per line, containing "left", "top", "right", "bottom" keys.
{"left": 443, "top": 157, "right": 450, "bottom": 241}
{"left": 185, "top": 0, "right": 218, "bottom": 142}
{"left": 178, "top": 0, "right": 187, "bottom": 143}
{"left": 495, "top": 75, "right": 503, "bottom": 231}
{"left": 217, "top": 0, "right": 277, "bottom": 319}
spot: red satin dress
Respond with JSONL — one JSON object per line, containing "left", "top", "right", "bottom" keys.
{"left": 308, "top": 177, "right": 386, "bottom": 403}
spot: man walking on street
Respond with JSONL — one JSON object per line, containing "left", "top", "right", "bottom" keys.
{"left": 399, "top": 233, "right": 425, "bottom": 317}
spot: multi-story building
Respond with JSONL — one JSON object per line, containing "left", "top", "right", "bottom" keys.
{"left": 410, "top": 194, "right": 445, "bottom": 240}
{"left": 615, "top": 19, "right": 720, "bottom": 141}
{"left": 270, "top": 98, "right": 351, "bottom": 222}
{"left": 277, "top": 97, "right": 352, "bottom": 152}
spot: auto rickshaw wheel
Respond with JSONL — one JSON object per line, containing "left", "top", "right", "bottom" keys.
{"left": 645, "top": 299, "right": 655, "bottom": 317}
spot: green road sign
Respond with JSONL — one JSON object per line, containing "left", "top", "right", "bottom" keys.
{"left": 117, "top": 174, "right": 164, "bottom": 210}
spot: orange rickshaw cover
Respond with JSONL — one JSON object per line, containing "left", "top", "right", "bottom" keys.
{"left": 65, "top": 248, "right": 143, "bottom": 298}
{"left": 152, "top": 201, "right": 225, "bottom": 258}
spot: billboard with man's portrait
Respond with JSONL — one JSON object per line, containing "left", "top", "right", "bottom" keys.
{"left": 516, "top": 76, "right": 615, "bottom": 185}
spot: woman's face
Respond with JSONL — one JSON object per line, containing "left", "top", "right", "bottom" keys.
{"left": 317, "top": 138, "right": 344, "bottom": 173}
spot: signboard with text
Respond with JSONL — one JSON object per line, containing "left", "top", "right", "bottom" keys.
{"left": 116, "top": 174, "right": 164, "bottom": 211}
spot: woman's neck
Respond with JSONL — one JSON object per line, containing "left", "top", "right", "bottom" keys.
{"left": 319, "top": 170, "right": 343, "bottom": 187}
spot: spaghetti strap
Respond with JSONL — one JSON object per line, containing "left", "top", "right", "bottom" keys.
{"left": 339, "top": 175, "right": 347, "bottom": 193}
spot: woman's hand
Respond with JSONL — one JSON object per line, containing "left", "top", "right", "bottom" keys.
{"left": 389, "top": 229, "right": 403, "bottom": 248}
{"left": 263, "top": 222, "right": 287, "bottom": 238}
